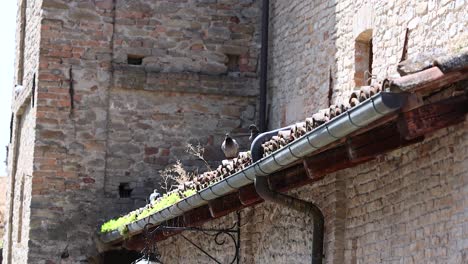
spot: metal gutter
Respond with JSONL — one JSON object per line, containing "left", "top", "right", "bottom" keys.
{"left": 100, "top": 92, "right": 406, "bottom": 244}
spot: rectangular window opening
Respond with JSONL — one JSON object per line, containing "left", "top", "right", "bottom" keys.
{"left": 17, "top": 177, "right": 25, "bottom": 243}
{"left": 17, "top": 0, "right": 28, "bottom": 85}
{"left": 127, "top": 55, "right": 144, "bottom": 65}
{"left": 226, "top": 54, "right": 240, "bottom": 72}
{"left": 119, "top": 183, "right": 133, "bottom": 198}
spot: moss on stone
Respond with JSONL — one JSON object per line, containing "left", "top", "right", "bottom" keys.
{"left": 100, "top": 189, "right": 196, "bottom": 234}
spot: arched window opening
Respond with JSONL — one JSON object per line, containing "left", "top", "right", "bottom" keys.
{"left": 354, "top": 29, "right": 373, "bottom": 87}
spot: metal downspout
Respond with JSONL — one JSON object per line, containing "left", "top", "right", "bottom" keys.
{"left": 251, "top": 133, "right": 325, "bottom": 264}
{"left": 259, "top": 0, "right": 270, "bottom": 132}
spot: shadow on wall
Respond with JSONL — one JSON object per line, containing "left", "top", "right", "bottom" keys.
{"left": 95, "top": 249, "right": 141, "bottom": 264}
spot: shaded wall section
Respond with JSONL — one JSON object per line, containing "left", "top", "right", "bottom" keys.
{"left": 105, "top": 0, "right": 261, "bottom": 214}
{"left": 9, "top": 0, "right": 262, "bottom": 263}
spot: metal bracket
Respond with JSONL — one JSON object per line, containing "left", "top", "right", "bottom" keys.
{"left": 139, "top": 211, "right": 241, "bottom": 264}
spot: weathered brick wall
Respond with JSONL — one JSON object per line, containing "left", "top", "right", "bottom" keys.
{"left": 267, "top": 0, "right": 338, "bottom": 128}
{"left": 268, "top": 0, "right": 467, "bottom": 128}
{"left": 5, "top": 0, "right": 467, "bottom": 263}
{"left": 105, "top": 0, "right": 261, "bottom": 213}
{"left": 159, "top": 173, "right": 345, "bottom": 264}
{"left": 159, "top": 120, "right": 468, "bottom": 264}
{"left": 2, "top": 0, "right": 42, "bottom": 263}
{"left": 4, "top": 0, "right": 261, "bottom": 263}
{"left": 342, "top": 120, "right": 468, "bottom": 264}
{"left": 105, "top": 85, "right": 257, "bottom": 210}
{"left": 157, "top": 1, "right": 468, "bottom": 263}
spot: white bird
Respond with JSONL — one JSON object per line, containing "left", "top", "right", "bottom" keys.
{"left": 14, "top": 84, "right": 24, "bottom": 96}
{"left": 221, "top": 133, "right": 239, "bottom": 159}
{"left": 149, "top": 190, "right": 161, "bottom": 204}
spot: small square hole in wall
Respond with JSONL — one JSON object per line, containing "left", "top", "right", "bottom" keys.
{"left": 119, "top": 183, "right": 133, "bottom": 198}
{"left": 127, "top": 54, "right": 144, "bottom": 65}
{"left": 226, "top": 54, "right": 240, "bottom": 72}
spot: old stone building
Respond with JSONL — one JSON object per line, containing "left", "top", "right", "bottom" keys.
{"left": 3, "top": 0, "right": 467, "bottom": 264}
{"left": 5, "top": 0, "right": 260, "bottom": 263}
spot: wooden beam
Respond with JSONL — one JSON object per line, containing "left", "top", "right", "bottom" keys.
{"left": 398, "top": 95, "right": 468, "bottom": 140}
{"left": 390, "top": 66, "right": 468, "bottom": 94}
{"left": 183, "top": 205, "right": 212, "bottom": 227}
{"left": 347, "top": 122, "right": 423, "bottom": 160}
{"left": 270, "top": 165, "right": 309, "bottom": 193}
{"left": 302, "top": 122, "right": 423, "bottom": 183}
{"left": 208, "top": 192, "right": 243, "bottom": 218}
{"left": 303, "top": 145, "right": 351, "bottom": 179}
{"left": 239, "top": 184, "right": 262, "bottom": 205}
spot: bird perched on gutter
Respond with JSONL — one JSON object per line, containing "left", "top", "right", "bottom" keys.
{"left": 148, "top": 190, "right": 161, "bottom": 204}
{"left": 221, "top": 133, "right": 239, "bottom": 159}
{"left": 249, "top": 124, "right": 260, "bottom": 143}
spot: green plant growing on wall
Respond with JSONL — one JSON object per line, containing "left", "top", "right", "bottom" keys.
{"left": 100, "top": 143, "right": 214, "bottom": 234}
{"left": 100, "top": 189, "right": 196, "bottom": 234}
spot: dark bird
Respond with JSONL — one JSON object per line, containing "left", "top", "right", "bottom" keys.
{"left": 149, "top": 190, "right": 161, "bottom": 204}
{"left": 248, "top": 124, "right": 260, "bottom": 142}
{"left": 221, "top": 133, "right": 239, "bottom": 159}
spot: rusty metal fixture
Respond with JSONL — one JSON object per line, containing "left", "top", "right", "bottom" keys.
{"left": 138, "top": 212, "right": 241, "bottom": 264}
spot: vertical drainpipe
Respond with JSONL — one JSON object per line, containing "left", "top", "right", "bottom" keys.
{"left": 259, "top": 0, "right": 269, "bottom": 132}
{"left": 252, "top": 133, "right": 325, "bottom": 264}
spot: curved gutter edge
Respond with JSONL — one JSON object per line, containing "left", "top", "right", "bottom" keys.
{"left": 99, "top": 92, "right": 406, "bottom": 245}
{"left": 251, "top": 92, "right": 406, "bottom": 263}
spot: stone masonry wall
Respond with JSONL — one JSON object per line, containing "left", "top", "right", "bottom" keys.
{"left": 4, "top": 0, "right": 261, "bottom": 263}
{"left": 105, "top": 0, "right": 261, "bottom": 216}
{"left": 3, "top": 0, "right": 42, "bottom": 263}
{"left": 4, "top": 103, "right": 35, "bottom": 264}
{"left": 158, "top": 1, "right": 468, "bottom": 263}
{"left": 159, "top": 172, "right": 345, "bottom": 264}
{"left": 159, "top": 117, "right": 468, "bottom": 264}
{"left": 5, "top": 0, "right": 467, "bottom": 263}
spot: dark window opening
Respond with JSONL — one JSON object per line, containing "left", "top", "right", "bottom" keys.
{"left": 17, "top": 177, "right": 25, "bottom": 243}
{"left": 127, "top": 55, "right": 144, "bottom": 65}
{"left": 31, "top": 73, "right": 36, "bottom": 108}
{"left": 17, "top": 0, "right": 28, "bottom": 85}
{"left": 9, "top": 114, "right": 14, "bottom": 143}
{"left": 119, "top": 183, "right": 133, "bottom": 198}
{"left": 354, "top": 29, "right": 373, "bottom": 87}
{"left": 226, "top": 54, "right": 240, "bottom": 72}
